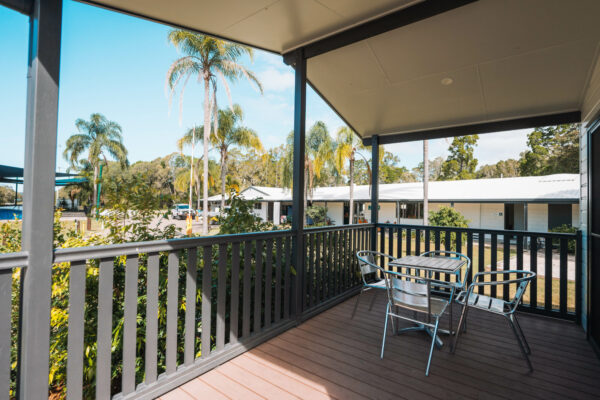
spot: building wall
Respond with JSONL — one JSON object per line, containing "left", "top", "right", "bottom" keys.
{"left": 379, "top": 202, "right": 396, "bottom": 224}
{"left": 453, "top": 203, "right": 481, "bottom": 229}
{"left": 252, "top": 201, "right": 268, "bottom": 221}
{"left": 478, "top": 203, "right": 504, "bottom": 230}
{"left": 527, "top": 203, "right": 548, "bottom": 232}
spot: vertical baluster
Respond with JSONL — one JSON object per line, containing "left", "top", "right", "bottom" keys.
{"left": 425, "top": 229, "right": 430, "bottom": 253}
{"left": 503, "top": 234, "right": 510, "bottom": 302}
{"left": 490, "top": 234, "right": 497, "bottom": 298}
{"left": 96, "top": 258, "right": 114, "bottom": 399}
{"left": 345, "top": 229, "right": 350, "bottom": 290}
{"left": 379, "top": 226, "right": 385, "bottom": 268}
{"left": 478, "top": 233, "right": 484, "bottom": 295}
{"left": 396, "top": 227, "right": 402, "bottom": 260}
{"left": 265, "top": 239, "right": 273, "bottom": 328}
{"left": 274, "top": 238, "right": 282, "bottom": 323}
{"left": 545, "top": 236, "right": 553, "bottom": 311}
{"left": 254, "top": 239, "right": 264, "bottom": 333}
{"left": 435, "top": 229, "right": 441, "bottom": 251}
{"left": 456, "top": 230, "right": 462, "bottom": 255}
{"left": 66, "top": 261, "right": 86, "bottom": 400}
{"left": 123, "top": 255, "right": 138, "bottom": 393}
{"left": 243, "top": 241, "right": 252, "bottom": 337}
{"left": 328, "top": 231, "right": 333, "bottom": 299}
{"left": 530, "top": 236, "right": 538, "bottom": 309}
{"left": 145, "top": 253, "right": 159, "bottom": 383}
{"left": 185, "top": 248, "right": 198, "bottom": 363}
{"left": 467, "top": 232, "right": 473, "bottom": 286}
{"left": 315, "top": 233, "right": 321, "bottom": 306}
{"left": 166, "top": 251, "right": 179, "bottom": 373}
{"left": 415, "top": 228, "right": 421, "bottom": 256}
{"left": 308, "top": 233, "right": 314, "bottom": 308}
{"left": 230, "top": 243, "right": 240, "bottom": 344}
{"left": 201, "top": 245, "right": 212, "bottom": 358}
{"left": 559, "top": 238, "right": 568, "bottom": 316}
{"left": 284, "top": 236, "right": 292, "bottom": 320}
{"left": 406, "top": 228, "right": 412, "bottom": 256}
{"left": 216, "top": 244, "right": 227, "bottom": 351}
{"left": 445, "top": 229, "right": 451, "bottom": 252}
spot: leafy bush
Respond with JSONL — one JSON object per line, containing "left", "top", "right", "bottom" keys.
{"left": 428, "top": 206, "right": 469, "bottom": 250}
{"left": 550, "top": 224, "right": 578, "bottom": 253}
{"left": 306, "top": 205, "right": 329, "bottom": 226}
{"left": 217, "top": 192, "right": 274, "bottom": 234}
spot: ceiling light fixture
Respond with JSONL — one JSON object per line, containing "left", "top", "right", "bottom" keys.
{"left": 441, "top": 77, "right": 453, "bottom": 86}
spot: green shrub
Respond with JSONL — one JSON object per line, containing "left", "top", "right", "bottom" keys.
{"left": 550, "top": 224, "right": 578, "bottom": 253}
{"left": 306, "top": 205, "right": 328, "bottom": 226}
{"left": 428, "top": 206, "right": 469, "bottom": 250}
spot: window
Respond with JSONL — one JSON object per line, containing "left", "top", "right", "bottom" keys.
{"left": 254, "top": 203, "right": 262, "bottom": 210}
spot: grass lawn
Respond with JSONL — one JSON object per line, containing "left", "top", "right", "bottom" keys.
{"left": 377, "top": 233, "right": 575, "bottom": 312}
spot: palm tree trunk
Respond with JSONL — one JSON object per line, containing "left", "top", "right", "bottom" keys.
{"left": 202, "top": 76, "right": 211, "bottom": 234}
{"left": 349, "top": 156, "right": 354, "bottom": 224}
{"left": 423, "top": 140, "right": 429, "bottom": 226}
{"left": 92, "top": 163, "right": 99, "bottom": 215}
{"left": 220, "top": 149, "right": 226, "bottom": 211}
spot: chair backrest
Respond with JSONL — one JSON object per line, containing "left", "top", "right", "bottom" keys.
{"left": 381, "top": 269, "right": 433, "bottom": 315}
{"left": 507, "top": 271, "right": 536, "bottom": 312}
{"left": 356, "top": 250, "right": 379, "bottom": 276}
{"left": 420, "top": 250, "right": 471, "bottom": 287}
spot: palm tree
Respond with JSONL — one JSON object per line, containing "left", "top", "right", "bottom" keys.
{"left": 174, "top": 157, "right": 219, "bottom": 205}
{"left": 63, "top": 113, "right": 128, "bottom": 213}
{"left": 212, "top": 104, "right": 262, "bottom": 211}
{"left": 283, "top": 121, "right": 334, "bottom": 223}
{"left": 334, "top": 127, "right": 365, "bottom": 224}
{"left": 166, "top": 30, "right": 263, "bottom": 234}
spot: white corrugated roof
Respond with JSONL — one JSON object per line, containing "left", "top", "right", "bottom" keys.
{"left": 209, "top": 174, "right": 579, "bottom": 203}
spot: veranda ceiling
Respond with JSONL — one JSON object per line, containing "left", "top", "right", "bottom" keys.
{"left": 87, "top": 0, "right": 600, "bottom": 140}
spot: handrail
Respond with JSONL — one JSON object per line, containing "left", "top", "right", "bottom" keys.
{"left": 377, "top": 222, "right": 579, "bottom": 239}
{"left": 0, "top": 251, "right": 28, "bottom": 270}
{"left": 53, "top": 229, "right": 292, "bottom": 263}
{"left": 304, "top": 223, "right": 374, "bottom": 234}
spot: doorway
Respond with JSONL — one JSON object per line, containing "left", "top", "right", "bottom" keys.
{"left": 504, "top": 203, "right": 525, "bottom": 230}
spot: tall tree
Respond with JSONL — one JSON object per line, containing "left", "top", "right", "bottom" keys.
{"left": 476, "top": 159, "right": 520, "bottom": 179}
{"left": 283, "top": 121, "right": 334, "bottom": 223}
{"left": 212, "top": 105, "right": 262, "bottom": 210}
{"left": 519, "top": 124, "right": 579, "bottom": 176}
{"left": 166, "top": 30, "right": 262, "bottom": 234}
{"left": 440, "top": 135, "right": 479, "bottom": 180}
{"left": 63, "top": 113, "right": 128, "bottom": 213}
{"left": 333, "top": 127, "right": 365, "bottom": 224}
{"left": 413, "top": 156, "right": 445, "bottom": 181}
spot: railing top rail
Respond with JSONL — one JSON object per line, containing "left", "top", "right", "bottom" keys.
{"left": 0, "top": 251, "right": 28, "bottom": 270}
{"left": 304, "top": 223, "right": 374, "bottom": 233}
{"left": 53, "top": 229, "right": 293, "bottom": 263}
{"left": 377, "top": 223, "right": 580, "bottom": 239}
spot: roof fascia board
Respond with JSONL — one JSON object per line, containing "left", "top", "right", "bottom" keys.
{"left": 362, "top": 111, "right": 582, "bottom": 145}
{"left": 282, "top": 0, "right": 478, "bottom": 63}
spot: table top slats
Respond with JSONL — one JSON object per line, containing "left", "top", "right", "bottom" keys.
{"left": 390, "top": 255, "right": 464, "bottom": 273}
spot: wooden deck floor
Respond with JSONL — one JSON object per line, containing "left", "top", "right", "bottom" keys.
{"left": 161, "top": 291, "right": 600, "bottom": 399}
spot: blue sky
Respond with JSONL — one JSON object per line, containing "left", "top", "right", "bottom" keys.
{"left": 0, "top": 1, "right": 531, "bottom": 175}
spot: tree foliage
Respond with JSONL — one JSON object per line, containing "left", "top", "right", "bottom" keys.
{"left": 440, "top": 135, "right": 479, "bottom": 180}
{"left": 476, "top": 159, "right": 520, "bottom": 179}
{"left": 519, "top": 124, "right": 579, "bottom": 176}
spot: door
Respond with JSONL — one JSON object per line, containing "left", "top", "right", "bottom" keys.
{"left": 548, "top": 204, "right": 573, "bottom": 230}
{"left": 589, "top": 120, "right": 600, "bottom": 353}
{"left": 504, "top": 204, "right": 515, "bottom": 230}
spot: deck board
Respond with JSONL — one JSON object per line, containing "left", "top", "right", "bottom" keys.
{"left": 163, "top": 291, "right": 600, "bottom": 399}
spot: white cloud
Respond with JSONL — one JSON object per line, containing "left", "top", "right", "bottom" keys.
{"left": 258, "top": 67, "right": 295, "bottom": 92}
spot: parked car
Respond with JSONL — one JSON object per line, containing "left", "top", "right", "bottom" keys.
{"left": 171, "top": 204, "right": 196, "bottom": 220}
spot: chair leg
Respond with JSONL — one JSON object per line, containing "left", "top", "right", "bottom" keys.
{"left": 451, "top": 304, "right": 469, "bottom": 353}
{"left": 506, "top": 315, "right": 533, "bottom": 372}
{"left": 368, "top": 289, "right": 378, "bottom": 311}
{"left": 351, "top": 288, "right": 363, "bottom": 319}
{"left": 512, "top": 314, "right": 531, "bottom": 354}
{"left": 425, "top": 317, "right": 440, "bottom": 376}
{"left": 381, "top": 303, "right": 390, "bottom": 359}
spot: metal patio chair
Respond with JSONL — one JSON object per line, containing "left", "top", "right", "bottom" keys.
{"left": 353, "top": 251, "right": 394, "bottom": 318}
{"left": 420, "top": 250, "right": 471, "bottom": 335}
{"left": 380, "top": 268, "right": 449, "bottom": 376}
{"left": 451, "top": 270, "right": 537, "bottom": 371}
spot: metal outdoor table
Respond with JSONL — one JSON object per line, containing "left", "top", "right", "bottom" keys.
{"left": 388, "top": 255, "right": 466, "bottom": 347}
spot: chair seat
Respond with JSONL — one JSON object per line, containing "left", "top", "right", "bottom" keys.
{"left": 365, "top": 279, "right": 386, "bottom": 289}
{"left": 456, "top": 292, "right": 508, "bottom": 314}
